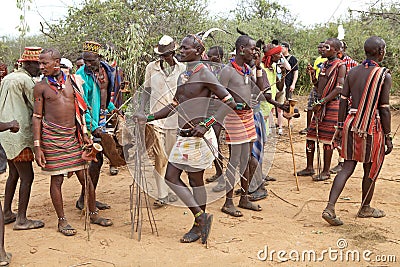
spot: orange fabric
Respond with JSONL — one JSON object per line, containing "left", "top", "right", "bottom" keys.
{"left": 12, "top": 147, "right": 34, "bottom": 162}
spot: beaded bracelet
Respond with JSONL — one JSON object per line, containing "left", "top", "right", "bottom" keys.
{"left": 147, "top": 114, "right": 155, "bottom": 122}
{"left": 222, "top": 94, "right": 234, "bottom": 103}
{"left": 199, "top": 116, "right": 216, "bottom": 129}
{"left": 236, "top": 103, "right": 246, "bottom": 110}
{"left": 256, "top": 69, "right": 263, "bottom": 78}
{"left": 337, "top": 121, "right": 344, "bottom": 128}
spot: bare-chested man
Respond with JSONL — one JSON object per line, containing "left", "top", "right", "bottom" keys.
{"left": 322, "top": 36, "right": 392, "bottom": 226}
{"left": 219, "top": 35, "right": 264, "bottom": 216}
{"left": 33, "top": 48, "right": 112, "bottom": 236}
{"left": 135, "top": 34, "right": 236, "bottom": 244}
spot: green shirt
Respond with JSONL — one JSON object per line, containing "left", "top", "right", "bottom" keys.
{"left": 76, "top": 67, "right": 116, "bottom": 132}
{"left": 0, "top": 69, "right": 35, "bottom": 159}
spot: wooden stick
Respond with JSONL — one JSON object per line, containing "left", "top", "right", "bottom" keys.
{"left": 269, "top": 189, "right": 298, "bottom": 208}
{"left": 314, "top": 112, "right": 322, "bottom": 178}
{"left": 83, "top": 163, "right": 91, "bottom": 241}
{"left": 288, "top": 118, "right": 300, "bottom": 191}
{"left": 293, "top": 199, "right": 360, "bottom": 219}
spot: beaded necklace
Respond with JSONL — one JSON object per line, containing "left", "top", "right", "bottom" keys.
{"left": 230, "top": 58, "right": 251, "bottom": 84}
{"left": 181, "top": 62, "right": 205, "bottom": 84}
{"left": 45, "top": 71, "right": 66, "bottom": 94}
{"left": 320, "top": 58, "right": 340, "bottom": 77}
{"left": 361, "top": 59, "right": 380, "bottom": 68}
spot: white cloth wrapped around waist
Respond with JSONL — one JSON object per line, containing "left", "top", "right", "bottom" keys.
{"left": 169, "top": 128, "right": 218, "bottom": 171}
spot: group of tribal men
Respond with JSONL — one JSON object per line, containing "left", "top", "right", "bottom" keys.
{"left": 0, "top": 41, "right": 120, "bottom": 265}
{"left": 0, "top": 31, "right": 393, "bottom": 265}
{"left": 134, "top": 33, "right": 392, "bottom": 244}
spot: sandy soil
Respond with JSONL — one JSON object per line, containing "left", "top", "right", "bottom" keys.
{"left": 1, "top": 95, "right": 399, "bottom": 267}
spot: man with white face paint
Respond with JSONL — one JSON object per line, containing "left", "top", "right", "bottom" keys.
{"left": 297, "top": 38, "right": 346, "bottom": 182}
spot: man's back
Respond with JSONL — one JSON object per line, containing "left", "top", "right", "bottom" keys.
{"left": 345, "top": 65, "right": 386, "bottom": 109}
{"left": 0, "top": 69, "right": 35, "bottom": 159}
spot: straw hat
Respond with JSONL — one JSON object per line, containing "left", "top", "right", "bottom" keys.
{"left": 154, "top": 35, "right": 178, "bottom": 55}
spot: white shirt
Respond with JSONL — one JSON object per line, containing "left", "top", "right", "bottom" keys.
{"left": 144, "top": 57, "right": 185, "bottom": 129}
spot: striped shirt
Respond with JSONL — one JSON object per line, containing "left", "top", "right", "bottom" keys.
{"left": 342, "top": 55, "right": 358, "bottom": 74}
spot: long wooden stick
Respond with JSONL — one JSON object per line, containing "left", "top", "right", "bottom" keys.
{"left": 288, "top": 118, "right": 299, "bottom": 191}
{"left": 82, "top": 163, "right": 91, "bottom": 241}
{"left": 314, "top": 112, "right": 321, "bottom": 178}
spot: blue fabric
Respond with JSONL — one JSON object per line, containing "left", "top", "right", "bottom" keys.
{"left": 112, "top": 66, "right": 124, "bottom": 108}
{"left": 0, "top": 143, "right": 6, "bottom": 173}
{"left": 76, "top": 61, "right": 116, "bottom": 132}
{"left": 252, "top": 110, "right": 267, "bottom": 163}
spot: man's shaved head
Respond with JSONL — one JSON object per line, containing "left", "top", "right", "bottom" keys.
{"left": 325, "top": 38, "right": 341, "bottom": 51}
{"left": 40, "top": 48, "right": 61, "bottom": 60}
{"left": 364, "top": 36, "right": 386, "bottom": 58}
{"left": 235, "top": 35, "right": 253, "bottom": 51}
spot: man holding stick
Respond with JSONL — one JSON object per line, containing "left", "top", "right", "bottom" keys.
{"left": 76, "top": 41, "right": 117, "bottom": 210}
{"left": 297, "top": 38, "right": 346, "bottom": 181}
{"left": 322, "top": 36, "right": 392, "bottom": 226}
{"left": 138, "top": 35, "right": 184, "bottom": 208}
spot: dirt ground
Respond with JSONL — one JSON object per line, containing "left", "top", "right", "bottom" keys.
{"left": 1, "top": 95, "right": 399, "bottom": 267}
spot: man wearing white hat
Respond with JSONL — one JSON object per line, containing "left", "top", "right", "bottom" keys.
{"left": 0, "top": 47, "right": 44, "bottom": 230}
{"left": 60, "top": 58, "right": 73, "bottom": 75}
{"left": 136, "top": 35, "right": 185, "bottom": 208}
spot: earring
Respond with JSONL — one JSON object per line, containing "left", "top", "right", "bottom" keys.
{"left": 196, "top": 53, "right": 199, "bottom": 55}
{"left": 239, "top": 51, "right": 245, "bottom": 56}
